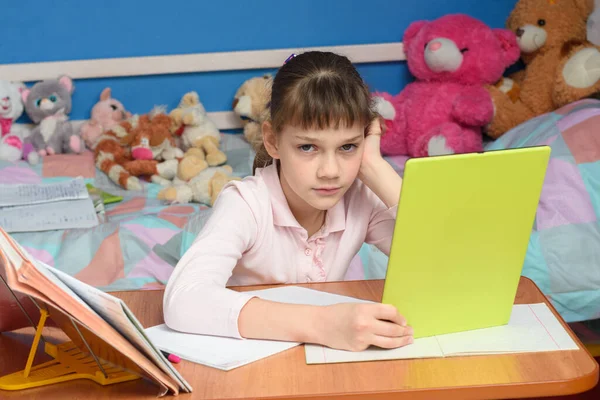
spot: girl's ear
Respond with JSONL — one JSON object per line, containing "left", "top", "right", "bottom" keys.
{"left": 262, "top": 121, "right": 280, "bottom": 159}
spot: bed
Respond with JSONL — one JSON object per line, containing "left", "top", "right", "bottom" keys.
{"left": 0, "top": 43, "right": 599, "bottom": 339}
{"left": 365, "top": 98, "right": 600, "bottom": 326}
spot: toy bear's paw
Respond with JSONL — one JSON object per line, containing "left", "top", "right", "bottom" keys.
{"left": 372, "top": 96, "right": 396, "bottom": 120}
{"left": 563, "top": 47, "right": 600, "bottom": 89}
{"left": 495, "top": 78, "right": 520, "bottom": 103}
{"left": 157, "top": 185, "right": 193, "bottom": 204}
{"left": 206, "top": 151, "right": 227, "bottom": 167}
{"left": 162, "top": 147, "right": 184, "bottom": 160}
{"left": 46, "top": 147, "right": 56, "bottom": 156}
{"left": 27, "top": 152, "right": 40, "bottom": 165}
{"left": 156, "top": 159, "right": 178, "bottom": 179}
{"left": 209, "top": 171, "right": 240, "bottom": 206}
{"left": 0, "top": 143, "right": 22, "bottom": 162}
{"left": 178, "top": 155, "right": 208, "bottom": 181}
{"left": 126, "top": 176, "right": 142, "bottom": 191}
{"left": 496, "top": 77, "right": 514, "bottom": 94}
{"left": 183, "top": 113, "right": 196, "bottom": 125}
{"left": 151, "top": 175, "right": 172, "bottom": 186}
{"left": 452, "top": 88, "right": 494, "bottom": 127}
{"left": 427, "top": 136, "right": 455, "bottom": 156}
{"left": 157, "top": 186, "right": 178, "bottom": 202}
{"left": 69, "top": 135, "right": 82, "bottom": 153}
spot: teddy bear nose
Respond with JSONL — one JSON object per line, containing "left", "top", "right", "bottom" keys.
{"left": 429, "top": 41, "right": 443, "bottom": 52}
{"left": 516, "top": 28, "right": 525, "bottom": 38}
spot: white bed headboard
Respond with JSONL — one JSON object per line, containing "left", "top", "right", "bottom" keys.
{"left": 0, "top": 42, "right": 405, "bottom": 130}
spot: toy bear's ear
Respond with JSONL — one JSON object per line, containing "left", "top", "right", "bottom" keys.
{"left": 58, "top": 75, "right": 74, "bottom": 93}
{"left": 493, "top": 28, "right": 521, "bottom": 66}
{"left": 574, "top": 0, "right": 595, "bottom": 19}
{"left": 403, "top": 20, "right": 428, "bottom": 48}
{"left": 21, "top": 88, "right": 30, "bottom": 103}
{"left": 100, "top": 87, "right": 111, "bottom": 101}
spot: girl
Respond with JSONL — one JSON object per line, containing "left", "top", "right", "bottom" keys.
{"left": 163, "top": 51, "right": 413, "bottom": 352}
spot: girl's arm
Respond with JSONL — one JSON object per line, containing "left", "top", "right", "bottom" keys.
{"left": 357, "top": 118, "right": 403, "bottom": 257}
{"left": 358, "top": 119, "right": 403, "bottom": 208}
{"left": 164, "top": 182, "right": 413, "bottom": 351}
{"left": 163, "top": 186, "right": 260, "bottom": 338}
{"left": 238, "top": 297, "right": 413, "bottom": 351}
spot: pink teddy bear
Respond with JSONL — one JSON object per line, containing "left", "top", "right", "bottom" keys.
{"left": 80, "top": 87, "right": 131, "bottom": 149}
{"left": 374, "top": 14, "right": 520, "bottom": 157}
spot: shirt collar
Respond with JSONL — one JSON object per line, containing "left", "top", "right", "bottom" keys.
{"left": 259, "top": 163, "right": 346, "bottom": 234}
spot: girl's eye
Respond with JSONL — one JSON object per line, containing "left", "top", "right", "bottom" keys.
{"left": 299, "top": 144, "right": 315, "bottom": 152}
{"left": 49, "top": 95, "right": 57, "bottom": 102}
{"left": 340, "top": 144, "right": 356, "bottom": 152}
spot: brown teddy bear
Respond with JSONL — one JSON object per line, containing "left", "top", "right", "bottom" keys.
{"left": 232, "top": 75, "right": 272, "bottom": 152}
{"left": 485, "top": 0, "right": 600, "bottom": 139}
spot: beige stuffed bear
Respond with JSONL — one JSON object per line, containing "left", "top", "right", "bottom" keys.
{"left": 232, "top": 75, "right": 272, "bottom": 152}
{"left": 485, "top": 0, "right": 600, "bottom": 138}
{"left": 170, "top": 91, "right": 227, "bottom": 166}
{"left": 157, "top": 156, "right": 240, "bottom": 206}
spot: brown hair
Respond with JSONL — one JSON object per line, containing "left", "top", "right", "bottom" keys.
{"left": 252, "top": 51, "right": 376, "bottom": 174}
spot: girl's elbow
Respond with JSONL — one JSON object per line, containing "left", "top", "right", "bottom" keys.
{"left": 162, "top": 291, "right": 184, "bottom": 331}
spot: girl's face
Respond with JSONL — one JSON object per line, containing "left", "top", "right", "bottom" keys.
{"left": 264, "top": 122, "right": 365, "bottom": 213}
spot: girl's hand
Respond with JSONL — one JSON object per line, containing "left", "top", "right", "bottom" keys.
{"left": 317, "top": 302, "right": 413, "bottom": 352}
{"left": 357, "top": 117, "right": 402, "bottom": 208}
{"left": 359, "top": 118, "right": 385, "bottom": 175}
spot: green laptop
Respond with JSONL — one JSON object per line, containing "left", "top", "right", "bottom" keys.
{"left": 381, "top": 146, "right": 551, "bottom": 338}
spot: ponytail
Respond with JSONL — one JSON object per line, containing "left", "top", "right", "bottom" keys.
{"left": 252, "top": 141, "right": 274, "bottom": 175}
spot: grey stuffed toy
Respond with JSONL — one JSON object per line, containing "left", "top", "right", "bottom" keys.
{"left": 22, "top": 75, "right": 82, "bottom": 156}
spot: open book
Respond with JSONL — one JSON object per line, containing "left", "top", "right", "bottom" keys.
{"left": 0, "top": 227, "right": 191, "bottom": 396}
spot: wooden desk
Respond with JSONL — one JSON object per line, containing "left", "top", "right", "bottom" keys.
{"left": 0, "top": 277, "right": 598, "bottom": 400}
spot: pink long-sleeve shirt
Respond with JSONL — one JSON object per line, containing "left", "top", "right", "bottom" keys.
{"left": 163, "top": 163, "right": 398, "bottom": 339}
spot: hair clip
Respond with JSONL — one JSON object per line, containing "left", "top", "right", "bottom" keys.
{"left": 283, "top": 53, "right": 297, "bottom": 65}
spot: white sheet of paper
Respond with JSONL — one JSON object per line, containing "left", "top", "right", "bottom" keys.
{"left": 0, "top": 177, "right": 89, "bottom": 207}
{"left": 145, "top": 324, "right": 300, "bottom": 371}
{"left": 0, "top": 198, "right": 98, "bottom": 232}
{"left": 305, "top": 337, "right": 444, "bottom": 364}
{"left": 436, "top": 303, "right": 579, "bottom": 356}
{"left": 144, "top": 286, "right": 371, "bottom": 371}
{"left": 305, "top": 303, "right": 580, "bottom": 365}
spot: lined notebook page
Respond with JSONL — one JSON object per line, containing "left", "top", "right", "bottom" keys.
{"left": 0, "top": 177, "right": 89, "bottom": 207}
{"left": 0, "top": 198, "right": 98, "bottom": 232}
{"left": 305, "top": 303, "right": 579, "bottom": 365}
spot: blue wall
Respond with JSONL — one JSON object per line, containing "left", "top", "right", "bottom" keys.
{"left": 1, "top": 0, "right": 518, "bottom": 125}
